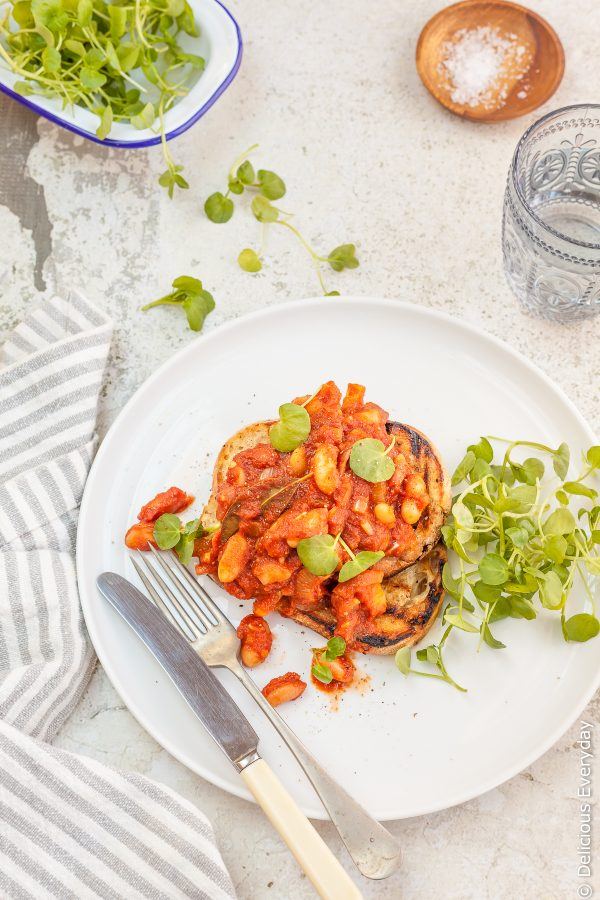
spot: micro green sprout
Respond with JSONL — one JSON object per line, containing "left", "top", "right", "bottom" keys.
{"left": 141, "top": 275, "right": 215, "bottom": 331}
{"left": 203, "top": 145, "right": 359, "bottom": 292}
{"left": 0, "top": 0, "right": 203, "bottom": 194}
{"left": 400, "top": 437, "right": 600, "bottom": 691}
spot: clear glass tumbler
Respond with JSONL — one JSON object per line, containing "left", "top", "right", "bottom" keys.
{"left": 502, "top": 104, "right": 600, "bottom": 321}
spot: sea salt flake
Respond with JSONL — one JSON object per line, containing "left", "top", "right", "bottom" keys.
{"left": 439, "top": 25, "right": 529, "bottom": 110}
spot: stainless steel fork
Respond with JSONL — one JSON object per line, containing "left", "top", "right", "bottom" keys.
{"left": 132, "top": 546, "right": 401, "bottom": 881}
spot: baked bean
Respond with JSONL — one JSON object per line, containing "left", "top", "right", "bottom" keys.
{"left": 262, "top": 672, "right": 306, "bottom": 706}
{"left": 237, "top": 615, "right": 273, "bottom": 667}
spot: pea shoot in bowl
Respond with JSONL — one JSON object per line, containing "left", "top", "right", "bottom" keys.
{"left": 0, "top": 0, "right": 241, "bottom": 194}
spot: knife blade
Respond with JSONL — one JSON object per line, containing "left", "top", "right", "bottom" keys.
{"left": 97, "top": 572, "right": 259, "bottom": 770}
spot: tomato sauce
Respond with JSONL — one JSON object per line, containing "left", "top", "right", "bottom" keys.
{"left": 195, "top": 381, "right": 430, "bottom": 645}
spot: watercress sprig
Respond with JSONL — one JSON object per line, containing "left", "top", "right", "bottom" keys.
{"left": 141, "top": 275, "right": 215, "bottom": 331}
{"left": 297, "top": 531, "right": 384, "bottom": 582}
{"left": 0, "top": 0, "right": 202, "bottom": 194}
{"left": 349, "top": 436, "right": 396, "bottom": 483}
{"left": 311, "top": 636, "right": 347, "bottom": 684}
{"left": 395, "top": 628, "right": 467, "bottom": 692}
{"left": 204, "top": 144, "right": 285, "bottom": 224}
{"left": 203, "top": 145, "right": 359, "bottom": 293}
{"left": 338, "top": 549, "right": 385, "bottom": 583}
{"left": 297, "top": 533, "right": 340, "bottom": 577}
{"left": 400, "top": 437, "right": 600, "bottom": 691}
{"left": 269, "top": 402, "right": 311, "bottom": 452}
{"left": 248, "top": 196, "right": 359, "bottom": 292}
{"left": 153, "top": 513, "right": 206, "bottom": 565}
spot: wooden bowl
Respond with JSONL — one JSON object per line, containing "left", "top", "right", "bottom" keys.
{"left": 416, "top": 0, "right": 565, "bottom": 122}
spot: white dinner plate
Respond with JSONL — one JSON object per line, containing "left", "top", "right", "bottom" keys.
{"left": 77, "top": 297, "right": 599, "bottom": 821}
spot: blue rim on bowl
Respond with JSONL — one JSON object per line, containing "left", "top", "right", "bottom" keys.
{"left": 0, "top": 0, "right": 242, "bottom": 148}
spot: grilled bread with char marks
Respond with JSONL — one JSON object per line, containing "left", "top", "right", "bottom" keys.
{"left": 280, "top": 543, "right": 446, "bottom": 655}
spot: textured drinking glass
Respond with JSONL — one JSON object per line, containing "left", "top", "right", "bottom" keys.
{"left": 502, "top": 104, "right": 600, "bottom": 321}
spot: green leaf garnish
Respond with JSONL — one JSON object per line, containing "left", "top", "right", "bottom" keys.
{"left": 141, "top": 276, "right": 215, "bottom": 333}
{"left": 587, "top": 446, "right": 600, "bottom": 468}
{"left": 468, "top": 437, "right": 493, "bottom": 462}
{"left": 153, "top": 514, "right": 204, "bottom": 563}
{"left": 478, "top": 553, "right": 509, "bottom": 586}
{"left": 311, "top": 636, "right": 346, "bottom": 684}
{"left": 312, "top": 661, "right": 333, "bottom": 684}
{"left": 349, "top": 437, "right": 395, "bottom": 483}
{"left": 394, "top": 646, "right": 411, "bottom": 675}
{"left": 482, "top": 623, "right": 505, "bottom": 649}
{"left": 297, "top": 533, "right": 339, "bottom": 577}
{"left": 564, "top": 613, "right": 600, "bottom": 642}
{"left": 238, "top": 248, "right": 262, "bottom": 273}
{"left": 443, "top": 609, "right": 479, "bottom": 632}
{"left": 338, "top": 550, "right": 384, "bottom": 583}
{"left": 539, "top": 571, "right": 564, "bottom": 610}
{"left": 130, "top": 102, "right": 155, "bottom": 131}
{"left": 237, "top": 160, "right": 255, "bottom": 185}
{"left": 563, "top": 481, "right": 598, "bottom": 500}
{"left": 159, "top": 166, "right": 189, "bottom": 200}
{"left": 328, "top": 244, "right": 359, "bottom": 272}
{"left": 269, "top": 403, "right": 311, "bottom": 452}
{"left": 204, "top": 192, "right": 234, "bottom": 223}
{"left": 324, "top": 636, "right": 346, "bottom": 660}
{"left": 257, "top": 169, "right": 286, "bottom": 200}
{"left": 544, "top": 508, "right": 576, "bottom": 536}
{"left": 553, "top": 442, "right": 570, "bottom": 479}
{"left": 251, "top": 194, "right": 279, "bottom": 223}
{"left": 452, "top": 450, "right": 476, "bottom": 485}
{"left": 95, "top": 105, "right": 113, "bottom": 141}
{"left": 183, "top": 293, "right": 215, "bottom": 332}
{"left": 153, "top": 513, "right": 182, "bottom": 549}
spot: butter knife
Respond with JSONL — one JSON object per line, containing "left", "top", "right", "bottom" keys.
{"left": 97, "top": 572, "right": 363, "bottom": 900}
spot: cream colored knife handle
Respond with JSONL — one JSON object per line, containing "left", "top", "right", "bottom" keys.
{"left": 240, "top": 758, "right": 363, "bottom": 900}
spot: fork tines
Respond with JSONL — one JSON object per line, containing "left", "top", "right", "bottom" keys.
{"left": 132, "top": 547, "right": 223, "bottom": 641}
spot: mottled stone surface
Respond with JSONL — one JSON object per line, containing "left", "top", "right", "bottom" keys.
{"left": 1, "top": 0, "right": 599, "bottom": 896}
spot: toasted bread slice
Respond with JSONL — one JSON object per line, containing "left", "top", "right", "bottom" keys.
{"left": 201, "top": 422, "right": 272, "bottom": 531}
{"left": 201, "top": 419, "right": 451, "bottom": 574}
{"left": 378, "top": 422, "right": 451, "bottom": 576}
{"left": 280, "top": 543, "right": 446, "bottom": 655}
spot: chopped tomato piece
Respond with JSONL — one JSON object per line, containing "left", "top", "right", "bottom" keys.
{"left": 237, "top": 615, "right": 273, "bottom": 667}
{"left": 253, "top": 594, "right": 281, "bottom": 617}
{"left": 252, "top": 559, "right": 293, "bottom": 586}
{"left": 331, "top": 596, "right": 364, "bottom": 644}
{"left": 124, "top": 522, "right": 156, "bottom": 551}
{"left": 291, "top": 568, "right": 326, "bottom": 611}
{"left": 138, "top": 486, "right": 194, "bottom": 523}
{"left": 262, "top": 672, "right": 306, "bottom": 707}
{"left": 342, "top": 382, "right": 365, "bottom": 413}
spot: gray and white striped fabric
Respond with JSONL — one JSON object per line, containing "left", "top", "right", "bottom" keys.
{"left": 0, "top": 294, "right": 235, "bottom": 900}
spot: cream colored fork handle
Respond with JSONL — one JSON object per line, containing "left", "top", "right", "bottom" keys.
{"left": 232, "top": 663, "right": 401, "bottom": 880}
{"left": 241, "top": 758, "right": 362, "bottom": 900}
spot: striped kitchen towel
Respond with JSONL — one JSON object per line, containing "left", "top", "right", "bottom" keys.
{"left": 0, "top": 293, "right": 235, "bottom": 900}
